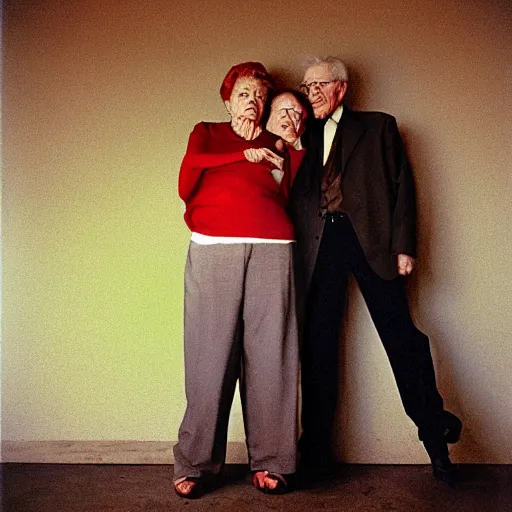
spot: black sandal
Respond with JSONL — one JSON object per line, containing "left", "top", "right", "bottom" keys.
{"left": 174, "top": 477, "right": 204, "bottom": 499}
{"left": 252, "top": 471, "right": 290, "bottom": 495}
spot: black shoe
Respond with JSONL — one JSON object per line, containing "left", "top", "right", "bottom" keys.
{"left": 297, "top": 457, "right": 339, "bottom": 489}
{"left": 423, "top": 438, "right": 458, "bottom": 486}
{"left": 431, "top": 456, "right": 458, "bottom": 486}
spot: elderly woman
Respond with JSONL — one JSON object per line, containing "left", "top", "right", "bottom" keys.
{"left": 173, "top": 62, "right": 298, "bottom": 498}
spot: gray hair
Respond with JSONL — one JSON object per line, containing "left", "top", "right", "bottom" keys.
{"left": 306, "top": 56, "right": 349, "bottom": 83}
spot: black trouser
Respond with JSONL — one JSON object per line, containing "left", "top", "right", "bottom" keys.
{"left": 300, "top": 213, "right": 448, "bottom": 462}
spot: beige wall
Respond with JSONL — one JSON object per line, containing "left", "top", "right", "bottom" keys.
{"left": 0, "top": 2, "right": 3, "bottom": 462}
{"left": 2, "top": 0, "right": 511, "bottom": 463}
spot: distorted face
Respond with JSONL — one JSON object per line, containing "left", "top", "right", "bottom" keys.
{"left": 301, "top": 63, "right": 347, "bottom": 119}
{"left": 266, "top": 92, "right": 307, "bottom": 145}
{"left": 224, "top": 76, "right": 268, "bottom": 125}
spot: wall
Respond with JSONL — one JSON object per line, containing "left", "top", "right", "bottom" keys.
{"left": 0, "top": 0, "right": 3, "bottom": 463}
{"left": 2, "top": 0, "right": 511, "bottom": 463}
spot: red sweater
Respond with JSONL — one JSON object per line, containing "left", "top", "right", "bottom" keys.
{"left": 178, "top": 122, "right": 296, "bottom": 239}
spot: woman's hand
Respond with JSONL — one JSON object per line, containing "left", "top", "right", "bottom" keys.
{"left": 231, "top": 116, "right": 262, "bottom": 141}
{"left": 244, "top": 148, "right": 284, "bottom": 170}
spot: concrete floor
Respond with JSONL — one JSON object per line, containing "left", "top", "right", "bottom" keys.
{"left": 1, "top": 463, "right": 511, "bottom": 512}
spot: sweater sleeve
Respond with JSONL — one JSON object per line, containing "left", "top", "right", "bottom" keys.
{"left": 178, "top": 123, "right": 246, "bottom": 202}
{"left": 279, "top": 147, "right": 306, "bottom": 201}
{"left": 288, "top": 147, "right": 306, "bottom": 185}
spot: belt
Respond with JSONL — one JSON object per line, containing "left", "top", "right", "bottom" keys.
{"left": 319, "top": 210, "right": 348, "bottom": 222}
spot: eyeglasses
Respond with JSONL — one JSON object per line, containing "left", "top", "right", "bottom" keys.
{"left": 299, "top": 80, "right": 338, "bottom": 95}
{"left": 277, "top": 107, "right": 304, "bottom": 121}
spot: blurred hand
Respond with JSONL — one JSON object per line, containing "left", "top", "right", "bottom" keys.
{"left": 244, "top": 148, "right": 284, "bottom": 170}
{"left": 275, "top": 139, "right": 285, "bottom": 152}
{"left": 397, "top": 254, "right": 416, "bottom": 275}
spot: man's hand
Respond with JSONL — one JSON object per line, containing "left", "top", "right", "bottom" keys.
{"left": 275, "top": 139, "right": 285, "bottom": 152}
{"left": 397, "top": 254, "right": 416, "bottom": 275}
{"left": 244, "top": 148, "right": 284, "bottom": 170}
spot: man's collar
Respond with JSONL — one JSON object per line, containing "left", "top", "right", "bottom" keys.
{"left": 330, "top": 104, "right": 344, "bottom": 123}
{"left": 292, "top": 138, "right": 303, "bottom": 150}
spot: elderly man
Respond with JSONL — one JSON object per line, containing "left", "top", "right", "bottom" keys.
{"left": 266, "top": 89, "right": 310, "bottom": 181}
{"left": 289, "top": 57, "right": 462, "bottom": 484}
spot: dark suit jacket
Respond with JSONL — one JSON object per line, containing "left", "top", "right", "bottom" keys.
{"left": 289, "top": 107, "right": 417, "bottom": 297}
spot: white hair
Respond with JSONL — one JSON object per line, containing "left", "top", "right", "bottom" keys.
{"left": 306, "top": 56, "right": 349, "bottom": 83}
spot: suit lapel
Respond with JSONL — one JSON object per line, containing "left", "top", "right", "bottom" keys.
{"left": 312, "top": 118, "right": 325, "bottom": 165}
{"left": 341, "top": 108, "right": 366, "bottom": 175}
{"left": 292, "top": 119, "right": 324, "bottom": 197}
{"left": 293, "top": 111, "right": 366, "bottom": 197}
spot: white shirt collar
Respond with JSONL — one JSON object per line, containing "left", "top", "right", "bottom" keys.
{"left": 330, "top": 104, "right": 344, "bottom": 124}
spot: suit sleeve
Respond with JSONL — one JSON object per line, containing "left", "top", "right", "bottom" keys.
{"left": 385, "top": 116, "right": 417, "bottom": 257}
{"left": 178, "top": 123, "right": 246, "bottom": 202}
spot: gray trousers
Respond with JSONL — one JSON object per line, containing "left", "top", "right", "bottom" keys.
{"left": 173, "top": 242, "right": 299, "bottom": 480}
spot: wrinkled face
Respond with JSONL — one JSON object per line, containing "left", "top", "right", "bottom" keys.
{"left": 225, "top": 76, "right": 268, "bottom": 125}
{"left": 266, "top": 93, "right": 307, "bottom": 145}
{"left": 301, "top": 63, "right": 347, "bottom": 119}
